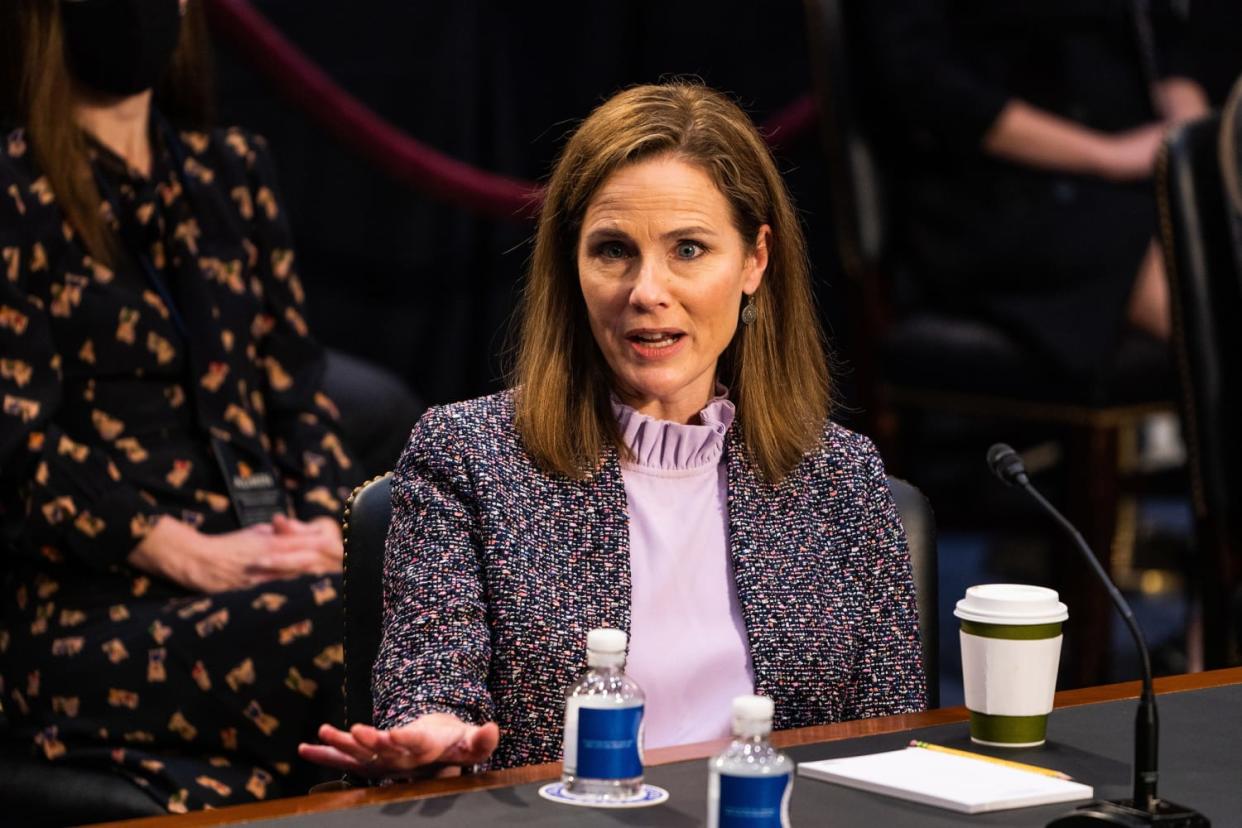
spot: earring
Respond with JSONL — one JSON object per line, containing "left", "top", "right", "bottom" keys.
{"left": 741, "top": 293, "right": 757, "bottom": 326}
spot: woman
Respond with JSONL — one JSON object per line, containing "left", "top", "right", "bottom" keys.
{"left": 0, "top": 0, "right": 355, "bottom": 812}
{"left": 301, "top": 82, "right": 926, "bottom": 777}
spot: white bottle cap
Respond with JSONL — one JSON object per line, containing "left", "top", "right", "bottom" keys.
{"left": 731, "top": 694, "right": 774, "bottom": 736}
{"left": 586, "top": 628, "right": 627, "bottom": 667}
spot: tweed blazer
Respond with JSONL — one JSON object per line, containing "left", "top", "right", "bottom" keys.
{"left": 374, "top": 390, "right": 926, "bottom": 770}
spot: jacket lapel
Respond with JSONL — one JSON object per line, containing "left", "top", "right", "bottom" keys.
{"left": 587, "top": 447, "right": 632, "bottom": 637}
{"left": 724, "top": 426, "right": 773, "bottom": 697}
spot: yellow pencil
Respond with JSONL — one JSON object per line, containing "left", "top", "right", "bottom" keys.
{"left": 908, "top": 740, "right": 1073, "bottom": 781}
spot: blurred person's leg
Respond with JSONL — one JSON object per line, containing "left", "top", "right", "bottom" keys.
{"left": 1127, "top": 240, "right": 1172, "bottom": 341}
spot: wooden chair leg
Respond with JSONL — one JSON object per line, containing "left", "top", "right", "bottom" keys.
{"left": 1061, "top": 423, "right": 1121, "bottom": 688}
{"left": 1201, "top": 525, "right": 1239, "bottom": 668}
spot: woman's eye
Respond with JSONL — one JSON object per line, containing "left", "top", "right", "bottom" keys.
{"left": 676, "top": 241, "right": 704, "bottom": 259}
{"left": 598, "top": 242, "right": 627, "bottom": 260}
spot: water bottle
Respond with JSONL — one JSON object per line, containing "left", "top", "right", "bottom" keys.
{"left": 562, "top": 627, "right": 645, "bottom": 799}
{"left": 707, "top": 695, "right": 793, "bottom": 827}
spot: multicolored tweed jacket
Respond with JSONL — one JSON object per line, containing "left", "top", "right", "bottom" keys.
{"left": 374, "top": 390, "right": 926, "bottom": 769}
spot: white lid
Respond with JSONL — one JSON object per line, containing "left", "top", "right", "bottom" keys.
{"left": 587, "top": 628, "right": 627, "bottom": 654}
{"left": 732, "top": 695, "right": 775, "bottom": 721}
{"left": 954, "top": 583, "right": 1068, "bottom": 625}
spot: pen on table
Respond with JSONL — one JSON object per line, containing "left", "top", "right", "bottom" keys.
{"left": 907, "top": 740, "right": 1074, "bottom": 781}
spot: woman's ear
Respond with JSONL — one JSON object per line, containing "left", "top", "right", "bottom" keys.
{"left": 743, "top": 224, "right": 771, "bottom": 295}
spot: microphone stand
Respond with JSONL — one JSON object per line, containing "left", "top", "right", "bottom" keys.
{"left": 986, "top": 444, "right": 1209, "bottom": 827}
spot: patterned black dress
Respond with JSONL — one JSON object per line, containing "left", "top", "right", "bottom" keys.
{"left": 0, "top": 124, "right": 355, "bottom": 811}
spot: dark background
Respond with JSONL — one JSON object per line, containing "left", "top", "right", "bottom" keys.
{"left": 210, "top": 0, "right": 1242, "bottom": 420}
{"left": 211, "top": 1, "right": 851, "bottom": 413}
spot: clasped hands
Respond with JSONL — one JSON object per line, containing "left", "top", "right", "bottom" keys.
{"left": 298, "top": 715, "right": 500, "bottom": 779}
{"left": 128, "top": 513, "right": 344, "bottom": 593}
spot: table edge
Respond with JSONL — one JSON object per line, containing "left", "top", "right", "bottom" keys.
{"left": 94, "top": 666, "right": 1242, "bottom": 827}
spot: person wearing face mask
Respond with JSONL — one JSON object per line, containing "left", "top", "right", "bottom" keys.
{"left": 0, "top": 0, "right": 356, "bottom": 812}
{"left": 299, "top": 83, "right": 927, "bottom": 780}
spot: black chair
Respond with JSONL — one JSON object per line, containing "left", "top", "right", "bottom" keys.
{"left": 802, "top": 0, "right": 1177, "bottom": 686}
{"left": 322, "top": 349, "right": 423, "bottom": 481}
{"left": 341, "top": 472, "right": 395, "bottom": 731}
{"left": 1156, "top": 105, "right": 1242, "bottom": 668}
{"left": 340, "top": 471, "right": 941, "bottom": 739}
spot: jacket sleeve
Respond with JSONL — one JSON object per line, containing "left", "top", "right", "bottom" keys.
{"left": 236, "top": 130, "right": 358, "bottom": 520}
{"left": 372, "top": 407, "right": 495, "bottom": 730}
{"left": 0, "top": 174, "right": 162, "bottom": 570}
{"left": 844, "top": 438, "right": 929, "bottom": 718}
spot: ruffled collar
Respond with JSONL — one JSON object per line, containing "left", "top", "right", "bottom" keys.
{"left": 611, "top": 387, "right": 735, "bottom": 473}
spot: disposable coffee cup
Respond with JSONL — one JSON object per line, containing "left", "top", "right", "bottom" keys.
{"left": 954, "top": 584, "right": 1068, "bottom": 748}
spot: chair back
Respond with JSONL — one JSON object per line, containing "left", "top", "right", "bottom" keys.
{"left": 340, "top": 474, "right": 940, "bottom": 728}
{"left": 886, "top": 476, "right": 939, "bottom": 707}
{"left": 1157, "top": 109, "right": 1242, "bottom": 665}
{"left": 341, "top": 473, "right": 392, "bottom": 728}
{"left": 802, "top": 0, "right": 888, "bottom": 281}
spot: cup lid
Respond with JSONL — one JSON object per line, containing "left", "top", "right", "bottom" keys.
{"left": 953, "top": 584, "right": 1068, "bottom": 625}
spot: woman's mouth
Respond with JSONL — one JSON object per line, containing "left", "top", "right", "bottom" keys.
{"left": 625, "top": 330, "right": 686, "bottom": 359}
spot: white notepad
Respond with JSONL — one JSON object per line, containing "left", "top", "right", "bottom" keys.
{"left": 797, "top": 747, "right": 1094, "bottom": 814}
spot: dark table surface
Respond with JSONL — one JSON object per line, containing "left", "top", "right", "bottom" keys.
{"left": 226, "top": 683, "right": 1240, "bottom": 827}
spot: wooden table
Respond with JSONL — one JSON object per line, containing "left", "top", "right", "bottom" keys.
{"left": 101, "top": 666, "right": 1242, "bottom": 827}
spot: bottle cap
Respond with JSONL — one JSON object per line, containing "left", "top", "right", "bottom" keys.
{"left": 586, "top": 628, "right": 627, "bottom": 654}
{"left": 731, "top": 694, "right": 775, "bottom": 736}
{"left": 732, "top": 694, "right": 775, "bottom": 721}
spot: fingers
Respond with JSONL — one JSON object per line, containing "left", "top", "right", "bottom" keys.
{"left": 316, "top": 723, "right": 376, "bottom": 764}
{"left": 250, "top": 550, "right": 332, "bottom": 577}
{"left": 298, "top": 743, "right": 371, "bottom": 773}
{"left": 386, "top": 715, "right": 499, "bottom": 767}
{"left": 444, "top": 721, "right": 500, "bottom": 766}
{"left": 272, "top": 514, "right": 313, "bottom": 535}
{"left": 302, "top": 720, "right": 498, "bottom": 778}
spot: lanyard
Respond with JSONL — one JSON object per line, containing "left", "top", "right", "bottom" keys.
{"left": 90, "top": 116, "right": 193, "bottom": 340}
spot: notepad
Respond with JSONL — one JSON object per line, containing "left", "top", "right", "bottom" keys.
{"left": 797, "top": 747, "right": 1094, "bottom": 814}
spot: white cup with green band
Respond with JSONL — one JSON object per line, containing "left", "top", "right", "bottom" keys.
{"left": 954, "top": 584, "right": 1069, "bottom": 748}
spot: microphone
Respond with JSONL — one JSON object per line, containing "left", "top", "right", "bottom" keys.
{"left": 985, "top": 444, "right": 1207, "bottom": 827}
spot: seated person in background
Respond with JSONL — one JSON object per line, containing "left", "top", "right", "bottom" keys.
{"left": 301, "top": 81, "right": 927, "bottom": 778}
{"left": 854, "top": 0, "right": 1210, "bottom": 385}
{"left": 0, "top": 0, "right": 356, "bottom": 812}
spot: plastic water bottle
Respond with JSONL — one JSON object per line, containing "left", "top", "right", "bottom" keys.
{"left": 561, "top": 628, "right": 645, "bottom": 799}
{"left": 707, "top": 695, "right": 793, "bottom": 827}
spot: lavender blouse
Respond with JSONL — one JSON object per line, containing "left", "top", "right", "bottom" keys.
{"left": 612, "top": 393, "right": 754, "bottom": 748}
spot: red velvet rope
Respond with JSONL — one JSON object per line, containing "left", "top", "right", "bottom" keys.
{"left": 205, "top": 0, "right": 818, "bottom": 220}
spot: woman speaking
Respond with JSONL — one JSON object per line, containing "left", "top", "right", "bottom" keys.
{"left": 303, "top": 82, "right": 927, "bottom": 777}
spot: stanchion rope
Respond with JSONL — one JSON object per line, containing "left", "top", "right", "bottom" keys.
{"left": 206, "top": 0, "right": 818, "bottom": 220}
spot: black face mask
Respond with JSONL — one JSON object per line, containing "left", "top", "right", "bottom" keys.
{"left": 60, "top": 0, "right": 183, "bottom": 97}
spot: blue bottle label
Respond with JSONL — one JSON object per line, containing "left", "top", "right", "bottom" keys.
{"left": 719, "top": 772, "right": 791, "bottom": 827}
{"left": 575, "top": 705, "right": 643, "bottom": 779}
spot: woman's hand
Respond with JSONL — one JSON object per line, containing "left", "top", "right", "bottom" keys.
{"left": 1092, "top": 122, "right": 1168, "bottom": 182}
{"left": 1157, "top": 77, "right": 1210, "bottom": 126}
{"left": 269, "top": 513, "right": 344, "bottom": 572}
{"left": 298, "top": 715, "right": 500, "bottom": 779}
{"left": 127, "top": 515, "right": 342, "bottom": 593}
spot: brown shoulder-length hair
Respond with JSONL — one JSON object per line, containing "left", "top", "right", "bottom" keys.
{"left": 0, "top": 0, "right": 213, "bottom": 266}
{"left": 512, "top": 82, "right": 832, "bottom": 483}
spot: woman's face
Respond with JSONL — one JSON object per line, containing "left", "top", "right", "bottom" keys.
{"left": 577, "top": 156, "right": 768, "bottom": 423}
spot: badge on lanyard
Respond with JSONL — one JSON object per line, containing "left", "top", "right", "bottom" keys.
{"left": 210, "top": 436, "right": 286, "bottom": 527}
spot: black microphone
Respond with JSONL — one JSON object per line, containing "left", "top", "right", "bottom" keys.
{"left": 985, "top": 444, "right": 1207, "bottom": 827}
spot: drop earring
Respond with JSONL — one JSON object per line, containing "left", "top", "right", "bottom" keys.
{"left": 741, "top": 293, "right": 757, "bottom": 326}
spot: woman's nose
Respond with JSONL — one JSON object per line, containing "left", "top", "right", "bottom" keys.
{"left": 628, "top": 257, "right": 671, "bottom": 309}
